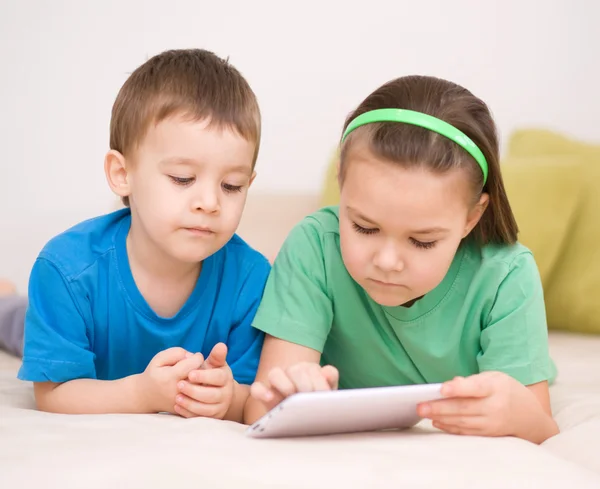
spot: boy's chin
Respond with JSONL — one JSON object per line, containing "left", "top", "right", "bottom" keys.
{"left": 171, "top": 246, "right": 220, "bottom": 264}
{"left": 170, "top": 236, "right": 232, "bottom": 264}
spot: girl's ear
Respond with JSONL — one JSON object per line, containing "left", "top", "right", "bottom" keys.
{"left": 463, "top": 193, "right": 489, "bottom": 238}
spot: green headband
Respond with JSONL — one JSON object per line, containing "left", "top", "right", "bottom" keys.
{"left": 341, "top": 108, "right": 488, "bottom": 185}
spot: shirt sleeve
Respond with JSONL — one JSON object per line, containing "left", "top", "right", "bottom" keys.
{"left": 477, "top": 252, "right": 555, "bottom": 385}
{"left": 226, "top": 256, "right": 271, "bottom": 385}
{"left": 17, "top": 257, "right": 96, "bottom": 383}
{"left": 251, "top": 218, "right": 334, "bottom": 353}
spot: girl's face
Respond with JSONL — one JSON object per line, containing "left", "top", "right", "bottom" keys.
{"left": 338, "top": 149, "right": 488, "bottom": 307}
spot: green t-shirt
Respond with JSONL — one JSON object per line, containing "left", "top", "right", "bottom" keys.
{"left": 252, "top": 206, "right": 556, "bottom": 388}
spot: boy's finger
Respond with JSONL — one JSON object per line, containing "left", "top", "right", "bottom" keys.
{"left": 188, "top": 366, "right": 229, "bottom": 387}
{"left": 172, "top": 353, "right": 204, "bottom": 378}
{"left": 175, "top": 393, "right": 221, "bottom": 418}
{"left": 152, "top": 347, "right": 190, "bottom": 367}
{"left": 174, "top": 403, "right": 197, "bottom": 419}
{"left": 205, "top": 343, "right": 228, "bottom": 369}
{"left": 178, "top": 381, "right": 223, "bottom": 404}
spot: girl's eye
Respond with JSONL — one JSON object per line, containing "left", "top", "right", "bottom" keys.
{"left": 169, "top": 176, "right": 194, "bottom": 186}
{"left": 222, "top": 183, "right": 243, "bottom": 193}
{"left": 352, "top": 222, "right": 378, "bottom": 235}
{"left": 410, "top": 238, "right": 437, "bottom": 250}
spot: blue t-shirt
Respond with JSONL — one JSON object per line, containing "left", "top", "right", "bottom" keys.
{"left": 18, "top": 209, "right": 271, "bottom": 385}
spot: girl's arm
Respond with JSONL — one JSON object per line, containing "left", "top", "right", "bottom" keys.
{"left": 244, "top": 335, "right": 334, "bottom": 425}
{"left": 522, "top": 380, "right": 559, "bottom": 442}
{"left": 417, "top": 372, "right": 559, "bottom": 444}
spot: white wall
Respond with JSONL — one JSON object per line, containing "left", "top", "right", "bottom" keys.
{"left": 1, "top": 0, "right": 598, "bottom": 291}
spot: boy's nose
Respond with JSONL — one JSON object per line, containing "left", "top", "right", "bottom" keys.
{"left": 192, "top": 190, "right": 220, "bottom": 214}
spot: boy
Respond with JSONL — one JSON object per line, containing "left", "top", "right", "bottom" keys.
{"left": 17, "top": 49, "right": 270, "bottom": 422}
{"left": 0, "top": 280, "right": 25, "bottom": 357}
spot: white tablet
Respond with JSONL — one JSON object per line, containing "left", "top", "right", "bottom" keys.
{"left": 246, "top": 383, "right": 443, "bottom": 439}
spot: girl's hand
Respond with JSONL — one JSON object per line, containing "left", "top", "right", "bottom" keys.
{"left": 417, "top": 371, "right": 559, "bottom": 443}
{"left": 250, "top": 362, "right": 339, "bottom": 411}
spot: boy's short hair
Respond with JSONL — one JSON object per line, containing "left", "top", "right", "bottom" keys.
{"left": 110, "top": 49, "right": 261, "bottom": 206}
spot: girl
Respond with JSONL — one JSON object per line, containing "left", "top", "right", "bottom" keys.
{"left": 244, "top": 75, "right": 559, "bottom": 444}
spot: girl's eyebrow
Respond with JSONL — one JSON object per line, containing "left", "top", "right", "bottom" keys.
{"left": 348, "top": 206, "right": 450, "bottom": 235}
{"left": 347, "top": 206, "right": 378, "bottom": 225}
{"left": 411, "top": 227, "right": 450, "bottom": 235}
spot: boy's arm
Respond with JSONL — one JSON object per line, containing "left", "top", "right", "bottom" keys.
{"left": 34, "top": 347, "right": 204, "bottom": 414}
{"left": 34, "top": 376, "right": 146, "bottom": 414}
{"left": 19, "top": 258, "right": 204, "bottom": 414}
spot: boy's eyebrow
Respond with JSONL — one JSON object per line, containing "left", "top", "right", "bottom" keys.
{"left": 159, "top": 157, "right": 197, "bottom": 167}
{"left": 159, "top": 157, "right": 251, "bottom": 173}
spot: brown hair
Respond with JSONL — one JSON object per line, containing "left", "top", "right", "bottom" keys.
{"left": 339, "top": 75, "right": 518, "bottom": 245}
{"left": 110, "top": 49, "right": 261, "bottom": 206}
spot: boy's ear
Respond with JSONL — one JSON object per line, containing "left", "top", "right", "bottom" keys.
{"left": 104, "top": 150, "right": 131, "bottom": 199}
{"left": 463, "top": 192, "right": 490, "bottom": 237}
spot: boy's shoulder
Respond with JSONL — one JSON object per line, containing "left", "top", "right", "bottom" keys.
{"left": 38, "top": 208, "right": 130, "bottom": 279}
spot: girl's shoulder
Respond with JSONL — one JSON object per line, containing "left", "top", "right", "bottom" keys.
{"left": 300, "top": 205, "right": 341, "bottom": 234}
{"left": 463, "top": 239, "right": 540, "bottom": 286}
{"left": 478, "top": 241, "right": 535, "bottom": 269}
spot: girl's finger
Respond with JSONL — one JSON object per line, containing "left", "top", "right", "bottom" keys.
{"left": 268, "top": 367, "right": 297, "bottom": 398}
{"left": 309, "top": 365, "right": 332, "bottom": 391}
{"left": 442, "top": 374, "right": 493, "bottom": 398}
{"left": 432, "top": 420, "right": 483, "bottom": 436}
{"left": 418, "top": 397, "right": 483, "bottom": 417}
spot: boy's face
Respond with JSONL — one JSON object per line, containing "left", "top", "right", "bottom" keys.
{"left": 118, "top": 116, "right": 256, "bottom": 265}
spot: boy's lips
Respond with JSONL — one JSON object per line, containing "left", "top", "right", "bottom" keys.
{"left": 184, "top": 226, "right": 215, "bottom": 236}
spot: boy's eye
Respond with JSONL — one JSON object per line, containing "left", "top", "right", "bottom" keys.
{"left": 410, "top": 238, "right": 436, "bottom": 250}
{"left": 352, "top": 222, "right": 378, "bottom": 235}
{"left": 169, "top": 176, "right": 194, "bottom": 186}
{"left": 222, "top": 183, "right": 243, "bottom": 193}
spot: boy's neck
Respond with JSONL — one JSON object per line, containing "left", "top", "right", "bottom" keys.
{"left": 126, "top": 220, "right": 201, "bottom": 318}
{"left": 127, "top": 233, "right": 199, "bottom": 280}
